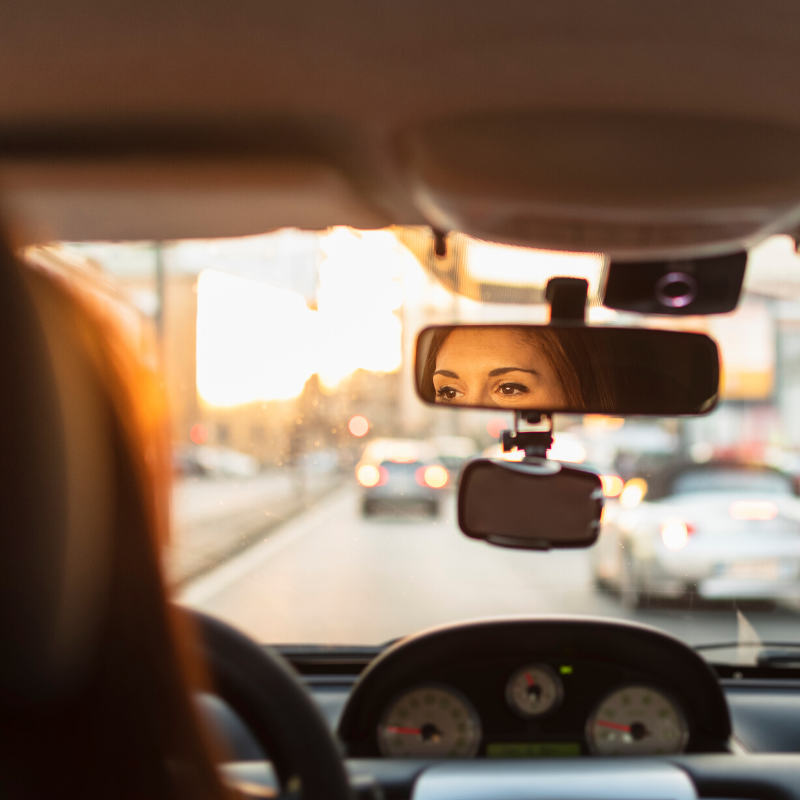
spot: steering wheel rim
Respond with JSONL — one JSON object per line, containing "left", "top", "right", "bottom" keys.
{"left": 182, "top": 608, "right": 351, "bottom": 800}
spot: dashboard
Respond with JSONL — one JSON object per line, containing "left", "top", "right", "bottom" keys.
{"left": 337, "top": 617, "right": 731, "bottom": 758}
{"left": 207, "top": 614, "right": 800, "bottom": 800}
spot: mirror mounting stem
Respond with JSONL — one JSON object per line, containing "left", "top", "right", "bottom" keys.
{"left": 502, "top": 412, "right": 553, "bottom": 459}
{"left": 546, "top": 277, "right": 588, "bottom": 323}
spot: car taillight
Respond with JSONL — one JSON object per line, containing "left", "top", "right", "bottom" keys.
{"left": 416, "top": 465, "right": 449, "bottom": 489}
{"left": 600, "top": 475, "right": 624, "bottom": 498}
{"left": 356, "top": 464, "right": 388, "bottom": 487}
{"left": 620, "top": 478, "right": 648, "bottom": 508}
{"left": 660, "top": 519, "right": 695, "bottom": 550}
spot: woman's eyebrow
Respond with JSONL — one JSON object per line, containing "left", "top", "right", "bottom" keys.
{"left": 434, "top": 369, "right": 459, "bottom": 378}
{"left": 488, "top": 367, "right": 537, "bottom": 377}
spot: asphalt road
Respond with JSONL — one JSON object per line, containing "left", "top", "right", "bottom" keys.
{"left": 169, "top": 468, "right": 339, "bottom": 584}
{"left": 180, "top": 486, "right": 800, "bottom": 651}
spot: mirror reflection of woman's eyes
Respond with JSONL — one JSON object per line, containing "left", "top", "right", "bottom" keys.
{"left": 495, "top": 381, "right": 530, "bottom": 397}
{"left": 435, "top": 385, "right": 463, "bottom": 402}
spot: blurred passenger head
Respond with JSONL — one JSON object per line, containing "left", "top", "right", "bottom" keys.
{"left": 0, "top": 247, "right": 228, "bottom": 799}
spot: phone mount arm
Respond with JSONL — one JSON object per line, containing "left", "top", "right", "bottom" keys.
{"left": 501, "top": 412, "right": 553, "bottom": 459}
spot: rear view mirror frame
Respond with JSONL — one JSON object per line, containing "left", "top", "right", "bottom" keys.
{"left": 415, "top": 323, "right": 720, "bottom": 416}
{"left": 458, "top": 459, "right": 604, "bottom": 550}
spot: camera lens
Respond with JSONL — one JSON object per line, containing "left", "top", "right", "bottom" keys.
{"left": 655, "top": 271, "right": 697, "bottom": 309}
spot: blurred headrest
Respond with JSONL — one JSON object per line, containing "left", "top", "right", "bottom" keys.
{"left": 0, "top": 247, "right": 115, "bottom": 703}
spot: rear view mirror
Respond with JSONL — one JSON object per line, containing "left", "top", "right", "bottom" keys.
{"left": 415, "top": 324, "right": 719, "bottom": 415}
{"left": 459, "top": 460, "right": 603, "bottom": 549}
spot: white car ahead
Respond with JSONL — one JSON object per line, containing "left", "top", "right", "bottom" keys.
{"left": 592, "top": 461, "right": 800, "bottom": 608}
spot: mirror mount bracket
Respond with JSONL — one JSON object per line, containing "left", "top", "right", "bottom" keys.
{"left": 546, "top": 277, "right": 588, "bottom": 323}
{"left": 502, "top": 412, "right": 553, "bottom": 459}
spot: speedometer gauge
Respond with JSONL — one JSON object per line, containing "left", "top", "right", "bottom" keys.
{"left": 586, "top": 685, "right": 689, "bottom": 755}
{"left": 377, "top": 685, "right": 482, "bottom": 758}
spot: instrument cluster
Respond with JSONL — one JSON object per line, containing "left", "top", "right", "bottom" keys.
{"left": 338, "top": 618, "right": 729, "bottom": 760}
{"left": 375, "top": 660, "right": 690, "bottom": 758}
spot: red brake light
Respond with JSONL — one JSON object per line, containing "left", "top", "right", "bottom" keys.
{"left": 356, "top": 464, "right": 388, "bottom": 487}
{"left": 416, "top": 465, "right": 449, "bottom": 489}
{"left": 660, "top": 519, "right": 695, "bottom": 550}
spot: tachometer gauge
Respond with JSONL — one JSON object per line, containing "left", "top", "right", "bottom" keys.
{"left": 505, "top": 663, "right": 563, "bottom": 718}
{"left": 377, "top": 685, "right": 482, "bottom": 758}
{"left": 586, "top": 685, "right": 689, "bottom": 756}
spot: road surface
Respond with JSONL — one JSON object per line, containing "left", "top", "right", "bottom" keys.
{"left": 180, "top": 486, "right": 800, "bottom": 649}
{"left": 169, "top": 467, "right": 340, "bottom": 584}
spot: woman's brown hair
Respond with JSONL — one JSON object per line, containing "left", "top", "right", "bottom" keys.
{"left": 1, "top": 260, "right": 230, "bottom": 799}
{"left": 420, "top": 325, "right": 616, "bottom": 412}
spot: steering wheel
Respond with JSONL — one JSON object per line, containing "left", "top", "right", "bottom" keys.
{"left": 182, "top": 608, "right": 352, "bottom": 800}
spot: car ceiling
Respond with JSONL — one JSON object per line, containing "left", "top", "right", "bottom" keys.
{"left": 2, "top": 0, "right": 800, "bottom": 256}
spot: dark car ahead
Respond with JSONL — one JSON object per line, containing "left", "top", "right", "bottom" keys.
{"left": 356, "top": 439, "right": 449, "bottom": 517}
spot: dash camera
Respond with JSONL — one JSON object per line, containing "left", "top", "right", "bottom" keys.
{"left": 602, "top": 251, "right": 747, "bottom": 316}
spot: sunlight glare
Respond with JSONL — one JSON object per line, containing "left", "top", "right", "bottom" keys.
{"left": 196, "top": 270, "right": 317, "bottom": 407}
{"left": 196, "top": 229, "right": 406, "bottom": 407}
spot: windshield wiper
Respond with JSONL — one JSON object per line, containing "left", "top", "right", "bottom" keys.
{"left": 695, "top": 641, "right": 800, "bottom": 669}
{"left": 755, "top": 649, "right": 800, "bottom": 669}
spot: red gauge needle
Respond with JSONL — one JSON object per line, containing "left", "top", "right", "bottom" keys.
{"left": 385, "top": 726, "right": 422, "bottom": 735}
{"left": 595, "top": 720, "right": 631, "bottom": 732}
{"left": 525, "top": 673, "right": 535, "bottom": 687}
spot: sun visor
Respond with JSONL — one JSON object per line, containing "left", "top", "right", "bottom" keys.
{"left": 0, "top": 159, "right": 388, "bottom": 244}
{"left": 403, "top": 111, "right": 800, "bottom": 259}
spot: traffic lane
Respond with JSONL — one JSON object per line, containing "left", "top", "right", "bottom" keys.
{"left": 180, "top": 487, "right": 607, "bottom": 644}
{"left": 179, "top": 486, "right": 799, "bottom": 648}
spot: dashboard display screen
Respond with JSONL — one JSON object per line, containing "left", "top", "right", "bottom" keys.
{"left": 486, "top": 742, "right": 581, "bottom": 758}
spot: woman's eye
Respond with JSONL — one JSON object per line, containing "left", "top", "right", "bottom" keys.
{"left": 497, "top": 382, "right": 530, "bottom": 396}
{"left": 436, "top": 386, "right": 460, "bottom": 401}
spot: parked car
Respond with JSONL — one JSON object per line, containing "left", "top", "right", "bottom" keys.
{"left": 592, "top": 460, "right": 800, "bottom": 607}
{"left": 356, "top": 439, "right": 449, "bottom": 517}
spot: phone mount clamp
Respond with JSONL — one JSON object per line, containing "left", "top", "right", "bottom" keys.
{"left": 502, "top": 412, "right": 553, "bottom": 459}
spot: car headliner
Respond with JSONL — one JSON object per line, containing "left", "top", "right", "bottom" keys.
{"left": 2, "top": 1, "right": 800, "bottom": 255}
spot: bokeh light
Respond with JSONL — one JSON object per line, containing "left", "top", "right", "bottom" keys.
{"left": 189, "top": 423, "right": 208, "bottom": 444}
{"left": 421, "top": 465, "right": 449, "bottom": 488}
{"left": 599, "top": 475, "right": 624, "bottom": 498}
{"left": 348, "top": 415, "right": 370, "bottom": 437}
{"left": 356, "top": 464, "right": 382, "bottom": 487}
{"left": 620, "top": 478, "right": 648, "bottom": 509}
{"left": 660, "top": 519, "right": 693, "bottom": 550}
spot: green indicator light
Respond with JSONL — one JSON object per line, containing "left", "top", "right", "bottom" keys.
{"left": 559, "top": 665, "right": 573, "bottom": 675}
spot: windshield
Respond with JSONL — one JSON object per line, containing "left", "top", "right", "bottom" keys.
{"left": 38, "top": 228, "right": 800, "bottom": 663}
